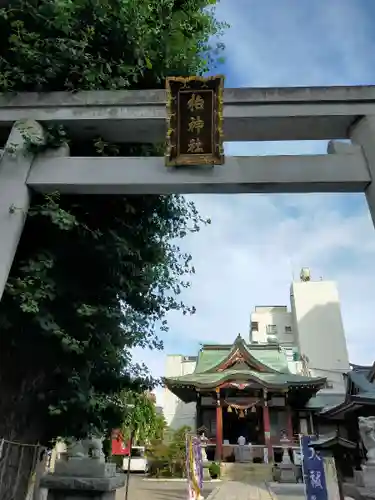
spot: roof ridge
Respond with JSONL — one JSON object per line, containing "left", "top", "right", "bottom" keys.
{"left": 350, "top": 371, "right": 375, "bottom": 393}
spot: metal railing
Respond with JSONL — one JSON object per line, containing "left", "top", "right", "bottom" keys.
{"left": 0, "top": 438, "right": 47, "bottom": 500}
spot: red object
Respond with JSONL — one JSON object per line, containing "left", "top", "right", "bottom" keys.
{"left": 215, "top": 390, "right": 223, "bottom": 461}
{"left": 111, "top": 429, "right": 130, "bottom": 456}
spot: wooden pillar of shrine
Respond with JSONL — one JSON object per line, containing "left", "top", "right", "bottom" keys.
{"left": 287, "top": 405, "right": 294, "bottom": 442}
{"left": 309, "top": 411, "right": 315, "bottom": 435}
{"left": 215, "top": 387, "right": 223, "bottom": 461}
{"left": 196, "top": 391, "right": 202, "bottom": 429}
{"left": 262, "top": 389, "right": 273, "bottom": 463}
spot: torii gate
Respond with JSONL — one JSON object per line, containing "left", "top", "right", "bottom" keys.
{"left": 1, "top": 84, "right": 375, "bottom": 301}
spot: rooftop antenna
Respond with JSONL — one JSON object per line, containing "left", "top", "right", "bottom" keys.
{"left": 300, "top": 267, "right": 311, "bottom": 282}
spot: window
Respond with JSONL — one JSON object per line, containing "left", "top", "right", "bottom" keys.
{"left": 266, "top": 324, "right": 277, "bottom": 335}
{"left": 285, "top": 326, "right": 292, "bottom": 333}
{"left": 130, "top": 447, "right": 145, "bottom": 458}
{"left": 183, "top": 356, "right": 197, "bottom": 362}
{"left": 251, "top": 321, "right": 259, "bottom": 332}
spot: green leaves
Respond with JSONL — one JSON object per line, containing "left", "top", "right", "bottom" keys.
{"left": 29, "top": 192, "right": 78, "bottom": 230}
{"left": 0, "top": 184, "right": 209, "bottom": 442}
{"left": 0, "top": 0, "right": 225, "bottom": 446}
{"left": 147, "top": 425, "right": 191, "bottom": 477}
{"left": 120, "top": 390, "right": 166, "bottom": 444}
{"left": 0, "top": 0, "right": 226, "bottom": 91}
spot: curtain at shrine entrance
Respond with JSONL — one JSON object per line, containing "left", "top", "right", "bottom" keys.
{"left": 222, "top": 406, "right": 264, "bottom": 445}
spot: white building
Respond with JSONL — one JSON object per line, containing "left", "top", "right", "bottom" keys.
{"left": 249, "top": 269, "right": 349, "bottom": 393}
{"left": 163, "top": 269, "right": 350, "bottom": 428}
{"left": 290, "top": 276, "right": 350, "bottom": 394}
{"left": 250, "top": 305, "right": 295, "bottom": 346}
{"left": 163, "top": 355, "right": 197, "bottom": 429}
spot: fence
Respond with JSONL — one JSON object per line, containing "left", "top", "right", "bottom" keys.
{"left": 0, "top": 438, "right": 47, "bottom": 500}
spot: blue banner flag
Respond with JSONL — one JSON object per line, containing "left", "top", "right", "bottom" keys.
{"left": 300, "top": 436, "right": 328, "bottom": 500}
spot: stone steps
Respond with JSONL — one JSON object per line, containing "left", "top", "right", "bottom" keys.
{"left": 206, "top": 481, "right": 275, "bottom": 500}
{"left": 220, "top": 463, "right": 273, "bottom": 483}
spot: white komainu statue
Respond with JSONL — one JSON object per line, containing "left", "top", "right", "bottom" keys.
{"left": 358, "top": 416, "right": 375, "bottom": 465}
{"left": 66, "top": 436, "right": 105, "bottom": 463}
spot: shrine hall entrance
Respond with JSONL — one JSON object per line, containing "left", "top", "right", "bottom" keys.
{"left": 223, "top": 405, "right": 265, "bottom": 445}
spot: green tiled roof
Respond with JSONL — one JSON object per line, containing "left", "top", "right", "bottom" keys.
{"left": 306, "top": 393, "right": 346, "bottom": 410}
{"left": 350, "top": 364, "right": 373, "bottom": 377}
{"left": 354, "top": 391, "right": 375, "bottom": 402}
{"left": 350, "top": 371, "right": 375, "bottom": 394}
{"left": 318, "top": 367, "right": 375, "bottom": 418}
{"left": 309, "top": 433, "right": 356, "bottom": 450}
{"left": 195, "top": 349, "right": 227, "bottom": 373}
{"left": 251, "top": 348, "right": 289, "bottom": 373}
{"left": 166, "top": 367, "right": 325, "bottom": 390}
{"left": 195, "top": 341, "right": 289, "bottom": 374}
{"left": 164, "top": 335, "right": 326, "bottom": 396}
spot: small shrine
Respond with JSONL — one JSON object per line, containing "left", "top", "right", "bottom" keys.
{"left": 319, "top": 362, "right": 375, "bottom": 463}
{"left": 163, "top": 335, "right": 326, "bottom": 463}
{"left": 320, "top": 362, "right": 375, "bottom": 422}
{"left": 318, "top": 362, "right": 375, "bottom": 489}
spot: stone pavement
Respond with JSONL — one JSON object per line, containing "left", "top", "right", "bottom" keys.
{"left": 118, "top": 477, "right": 306, "bottom": 500}
{"left": 205, "top": 481, "right": 277, "bottom": 500}
{"left": 266, "top": 482, "right": 305, "bottom": 500}
{"left": 38, "top": 476, "right": 307, "bottom": 500}
{"left": 116, "top": 476, "right": 359, "bottom": 500}
{"left": 115, "top": 475, "right": 217, "bottom": 500}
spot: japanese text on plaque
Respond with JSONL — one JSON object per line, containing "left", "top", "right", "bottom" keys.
{"left": 187, "top": 94, "right": 205, "bottom": 153}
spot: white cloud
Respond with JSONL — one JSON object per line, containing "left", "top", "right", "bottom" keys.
{"left": 165, "top": 194, "right": 375, "bottom": 354}
{"left": 218, "top": 0, "right": 375, "bottom": 87}
{"left": 132, "top": 0, "right": 375, "bottom": 398}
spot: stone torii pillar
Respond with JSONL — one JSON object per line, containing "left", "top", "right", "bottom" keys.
{"left": 0, "top": 120, "right": 45, "bottom": 301}
{"left": 351, "top": 116, "right": 375, "bottom": 229}
{"left": 0, "top": 120, "right": 71, "bottom": 302}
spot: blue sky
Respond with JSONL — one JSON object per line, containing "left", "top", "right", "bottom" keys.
{"left": 133, "top": 0, "right": 375, "bottom": 403}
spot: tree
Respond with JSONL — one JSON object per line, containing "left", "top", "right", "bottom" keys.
{"left": 0, "top": 0, "right": 226, "bottom": 451}
{"left": 120, "top": 390, "right": 166, "bottom": 445}
{"left": 147, "top": 425, "right": 191, "bottom": 478}
{"left": 0, "top": 0, "right": 226, "bottom": 92}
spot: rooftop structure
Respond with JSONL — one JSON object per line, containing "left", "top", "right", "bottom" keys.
{"left": 249, "top": 270, "right": 350, "bottom": 393}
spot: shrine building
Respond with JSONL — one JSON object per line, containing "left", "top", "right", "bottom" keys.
{"left": 163, "top": 334, "right": 327, "bottom": 462}
{"left": 162, "top": 271, "right": 375, "bottom": 464}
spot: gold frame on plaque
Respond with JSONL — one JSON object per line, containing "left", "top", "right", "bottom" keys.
{"left": 165, "top": 75, "right": 224, "bottom": 167}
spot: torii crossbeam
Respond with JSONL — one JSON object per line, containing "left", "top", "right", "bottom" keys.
{"left": 1, "top": 84, "right": 375, "bottom": 300}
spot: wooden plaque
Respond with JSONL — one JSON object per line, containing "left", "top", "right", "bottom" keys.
{"left": 269, "top": 396, "right": 286, "bottom": 407}
{"left": 201, "top": 396, "right": 216, "bottom": 407}
{"left": 165, "top": 75, "right": 224, "bottom": 167}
